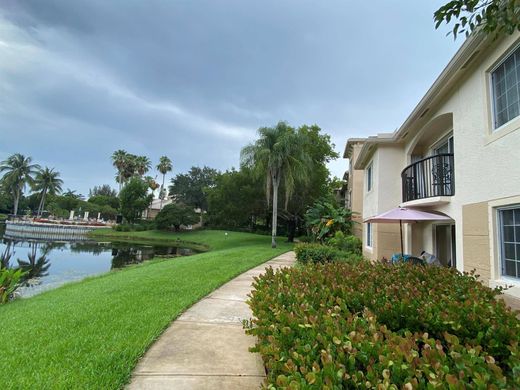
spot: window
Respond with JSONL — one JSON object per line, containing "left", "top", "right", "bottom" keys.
{"left": 499, "top": 206, "right": 520, "bottom": 279}
{"left": 492, "top": 46, "right": 520, "bottom": 128}
{"left": 366, "top": 223, "right": 373, "bottom": 248}
{"left": 366, "top": 163, "right": 373, "bottom": 192}
{"left": 434, "top": 135, "right": 454, "bottom": 155}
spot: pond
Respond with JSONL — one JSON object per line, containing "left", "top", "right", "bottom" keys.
{"left": 0, "top": 224, "right": 197, "bottom": 297}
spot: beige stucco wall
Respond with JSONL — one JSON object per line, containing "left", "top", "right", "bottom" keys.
{"left": 356, "top": 33, "right": 520, "bottom": 301}
{"left": 462, "top": 201, "right": 491, "bottom": 281}
{"left": 400, "top": 33, "right": 520, "bottom": 299}
{"left": 347, "top": 142, "right": 365, "bottom": 239}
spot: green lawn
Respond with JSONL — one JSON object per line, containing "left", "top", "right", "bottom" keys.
{"left": 0, "top": 230, "right": 292, "bottom": 389}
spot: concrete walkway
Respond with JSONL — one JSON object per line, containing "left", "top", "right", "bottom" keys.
{"left": 129, "top": 251, "right": 296, "bottom": 390}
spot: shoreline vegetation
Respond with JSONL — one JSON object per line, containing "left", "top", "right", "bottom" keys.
{"left": 89, "top": 228, "right": 213, "bottom": 252}
{"left": 0, "top": 230, "right": 292, "bottom": 389}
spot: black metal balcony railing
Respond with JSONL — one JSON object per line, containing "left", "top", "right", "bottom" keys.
{"left": 401, "top": 153, "right": 455, "bottom": 202}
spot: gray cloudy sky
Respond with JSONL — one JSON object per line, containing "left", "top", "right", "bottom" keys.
{"left": 0, "top": 0, "right": 461, "bottom": 195}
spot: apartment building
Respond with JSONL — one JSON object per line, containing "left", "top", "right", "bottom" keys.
{"left": 345, "top": 31, "right": 520, "bottom": 304}
{"left": 343, "top": 138, "right": 366, "bottom": 239}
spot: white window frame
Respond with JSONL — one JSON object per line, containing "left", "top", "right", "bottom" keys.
{"left": 490, "top": 43, "right": 520, "bottom": 130}
{"left": 366, "top": 162, "right": 373, "bottom": 193}
{"left": 497, "top": 204, "right": 520, "bottom": 281}
{"left": 366, "top": 222, "right": 373, "bottom": 248}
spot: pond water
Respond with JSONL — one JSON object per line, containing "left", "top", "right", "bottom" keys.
{"left": 0, "top": 224, "right": 197, "bottom": 297}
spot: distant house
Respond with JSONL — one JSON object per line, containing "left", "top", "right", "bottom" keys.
{"left": 344, "top": 31, "right": 520, "bottom": 307}
{"left": 143, "top": 198, "right": 173, "bottom": 220}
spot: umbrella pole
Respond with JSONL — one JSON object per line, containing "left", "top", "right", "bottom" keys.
{"left": 400, "top": 220, "right": 404, "bottom": 257}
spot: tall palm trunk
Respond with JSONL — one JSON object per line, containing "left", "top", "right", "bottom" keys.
{"left": 271, "top": 174, "right": 280, "bottom": 248}
{"left": 37, "top": 188, "right": 47, "bottom": 216}
{"left": 13, "top": 186, "right": 22, "bottom": 216}
{"left": 159, "top": 173, "right": 166, "bottom": 209}
{"left": 118, "top": 172, "right": 122, "bottom": 193}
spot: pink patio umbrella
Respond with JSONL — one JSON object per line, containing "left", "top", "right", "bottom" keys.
{"left": 364, "top": 207, "right": 452, "bottom": 258}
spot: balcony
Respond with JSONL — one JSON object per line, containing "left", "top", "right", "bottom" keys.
{"left": 401, "top": 153, "right": 454, "bottom": 203}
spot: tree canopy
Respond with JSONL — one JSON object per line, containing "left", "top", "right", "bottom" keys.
{"left": 155, "top": 203, "right": 199, "bottom": 231}
{"left": 169, "top": 166, "right": 219, "bottom": 211}
{"left": 241, "top": 121, "right": 313, "bottom": 247}
{"left": 119, "top": 177, "right": 153, "bottom": 223}
{"left": 435, "top": 0, "right": 520, "bottom": 38}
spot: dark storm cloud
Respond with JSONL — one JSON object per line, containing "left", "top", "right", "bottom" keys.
{"left": 0, "top": 0, "right": 461, "bottom": 193}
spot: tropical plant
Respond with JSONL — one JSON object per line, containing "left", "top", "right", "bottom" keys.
{"left": 134, "top": 156, "right": 151, "bottom": 176}
{"left": 119, "top": 177, "right": 153, "bottom": 223}
{"left": 435, "top": 0, "right": 520, "bottom": 39}
{"left": 32, "top": 167, "right": 63, "bottom": 216}
{"left": 111, "top": 149, "right": 128, "bottom": 193}
{"left": 0, "top": 153, "right": 40, "bottom": 215}
{"left": 156, "top": 156, "right": 173, "bottom": 209}
{"left": 0, "top": 267, "right": 25, "bottom": 304}
{"left": 144, "top": 176, "right": 160, "bottom": 193}
{"left": 0, "top": 242, "right": 14, "bottom": 269}
{"left": 241, "top": 122, "right": 312, "bottom": 248}
{"left": 304, "top": 198, "right": 353, "bottom": 242}
{"left": 17, "top": 244, "right": 51, "bottom": 283}
{"left": 155, "top": 203, "right": 199, "bottom": 231}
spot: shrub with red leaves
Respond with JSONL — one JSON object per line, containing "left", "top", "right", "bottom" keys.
{"left": 246, "top": 262, "right": 520, "bottom": 389}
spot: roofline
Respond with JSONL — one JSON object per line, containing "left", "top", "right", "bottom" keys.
{"left": 353, "top": 134, "right": 398, "bottom": 169}
{"left": 353, "top": 31, "right": 493, "bottom": 170}
{"left": 394, "top": 31, "right": 489, "bottom": 140}
{"left": 343, "top": 137, "right": 368, "bottom": 158}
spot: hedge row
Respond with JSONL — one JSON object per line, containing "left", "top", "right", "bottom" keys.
{"left": 294, "top": 243, "right": 363, "bottom": 265}
{"left": 246, "top": 262, "right": 520, "bottom": 388}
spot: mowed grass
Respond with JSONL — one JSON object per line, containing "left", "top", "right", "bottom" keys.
{"left": 0, "top": 230, "right": 292, "bottom": 389}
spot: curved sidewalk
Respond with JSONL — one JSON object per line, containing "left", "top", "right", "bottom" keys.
{"left": 129, "top": 251, "right": 296, "bottom": 390}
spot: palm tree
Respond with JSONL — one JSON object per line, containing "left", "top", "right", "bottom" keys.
{"left": 0, "top": 153, "right": 40, "bottom": 216}
{"left": 134, "top": 156, "right": 151, "bottom": 176}
{"left": 121, "top": 154, "right": 137, "bottom": 183}
{"left": 241, "top": 122, "right": 311, "bottom": 248}
{"left": 33, "top": 167, "right": 63, "bottom": 216}
{"left": 156, "top": 156, "right": 173, "bottom": 209}
{"left": 111, "top": 150, "right": 128, "bottom": 193}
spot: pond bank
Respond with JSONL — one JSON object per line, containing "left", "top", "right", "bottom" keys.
{"left": 0, "top": 230, "right": 292, "bottom": 388}
{"left": 89, "top": 228, "right": 210, "bottom": 252}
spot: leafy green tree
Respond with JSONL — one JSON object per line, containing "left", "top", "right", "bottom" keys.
{"left": 435, "top": 0, "right": 520, "bottom": 38}
{"left": 0, "top": 153, "right": 40, "bottom": 216}
{"left": 89, "top": 185, "right": 117, "bottom": 198}
{"left": 33, "top": 167, "right": 63, "bottom": 216}
{"left": 156, "top": 156, "right": 173, "bottom": 209}
{"left": 119, "top": 177, "right": 153, "bottom": 223}
{"left": 169, "top": 166, "right": 219, "bottom": 212}
{"left": 283, "top": 125, "right": 339, "bottom": 241}
{"left": 206, "top": 168, "right": 267, "bottom": 229}
{"left": 54, "top": 190, "right": 82, "bottom": 211}
{"left": 241, "top": 122, "right": 312, "bottom": 248}
{"left": 87, "top": 195, "right": 120, "bottom": 209}
{"left": 155, "top": 203, "right": 199, "bottom": 231}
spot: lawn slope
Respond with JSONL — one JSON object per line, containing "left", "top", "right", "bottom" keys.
{"left": 0, "top": 230, "right": 291, "bottom": 389}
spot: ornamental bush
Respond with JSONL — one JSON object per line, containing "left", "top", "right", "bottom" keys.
{"left": 246, "top": 262, "right": 520, "bottom": 389}
{"left": 327, "top": 231, "right": 362, "bottom": 255}
{"left": 294, "top": 243, "right": 363, "bottom": 265}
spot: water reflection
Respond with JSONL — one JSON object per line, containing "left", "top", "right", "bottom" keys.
{"left": 0, "top": 225, "right": 196, "bottom": 297}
